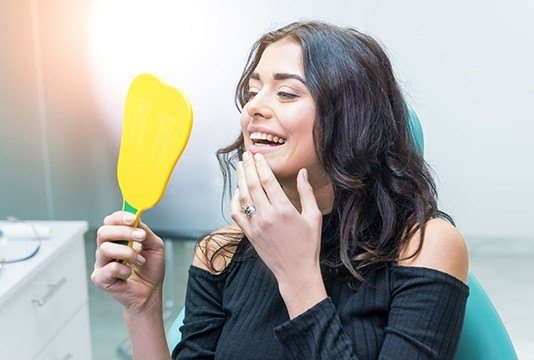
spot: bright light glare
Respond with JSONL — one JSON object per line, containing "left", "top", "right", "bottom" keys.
{"left": 87, "top": 0, "right": 205, "bottom": 136}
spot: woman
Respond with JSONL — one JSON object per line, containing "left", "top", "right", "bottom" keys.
{"left": 92, "top": 20, "right": 469, "bottom": 359}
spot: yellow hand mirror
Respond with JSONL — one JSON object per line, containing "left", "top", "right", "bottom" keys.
{"left": 116, "top": 73, "right": 193, "bottom": 263}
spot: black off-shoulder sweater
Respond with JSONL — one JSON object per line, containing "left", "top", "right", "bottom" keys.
{"left": 172, "top": 212, "right": 470, "bottom": 359}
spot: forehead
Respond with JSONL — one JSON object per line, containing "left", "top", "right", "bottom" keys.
{"left": 253, "top": 39, "right": 304, "bottom": 78}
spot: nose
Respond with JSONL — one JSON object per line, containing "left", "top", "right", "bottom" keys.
{"left": 245, "top": 89, "right": 274, "bottom": 120}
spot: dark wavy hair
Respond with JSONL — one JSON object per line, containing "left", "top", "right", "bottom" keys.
{"left": 194, "top": 20, "right": 453, "bottom": 291}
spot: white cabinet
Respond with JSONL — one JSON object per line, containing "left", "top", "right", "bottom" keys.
{"left": 35, "top": 303, "right": 92, "bottom": 360}
{"left": 0, "top": 221, "right": 92, "bottom": 360}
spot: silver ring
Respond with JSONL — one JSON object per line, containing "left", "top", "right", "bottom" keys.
{"left": 241, "top": 203, "right": 257, "bottom": 218}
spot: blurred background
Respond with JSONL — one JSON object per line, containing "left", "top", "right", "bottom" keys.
{"left": 0, "top": 0, "right": 532, "bottom": 359}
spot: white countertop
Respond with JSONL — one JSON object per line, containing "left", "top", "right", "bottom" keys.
{"left": 0, "top": 221, "right": 88, "bottom": 307}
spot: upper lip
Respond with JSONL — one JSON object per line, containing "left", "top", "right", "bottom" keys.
{"left": 247, "top": 125, "right": 287, "bottom": 140}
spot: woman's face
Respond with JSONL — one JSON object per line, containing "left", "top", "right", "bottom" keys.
{"left": 240, "top": 39, "right": 318, "bottom": 181}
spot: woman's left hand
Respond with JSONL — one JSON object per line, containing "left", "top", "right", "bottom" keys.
{"left": 231, "top": 151, "right": 324, "bottom": 287}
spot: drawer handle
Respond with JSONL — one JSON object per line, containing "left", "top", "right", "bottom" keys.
{"left": 49, "top": 353, "right": 73, "bottom": 360}
{"left": 31, "top": 277, "right": 67, "bottom": 306}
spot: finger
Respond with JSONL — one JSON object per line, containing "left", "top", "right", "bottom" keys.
{"left": 237, "top": 160, "right": 252, "bottom": 204}
{"left": 91, "top": 261, "right": 132, "bottom": 288}
{"left": 103, "top": 211, "right": 138, "bottom": 227}
{"left": 137, "top": 219, "right": 156, "bottom": 238}
{"left": 135, "top": 219, "right": 164, "bottom": 251}
{"left": 253, "top": 152, "right": 292, "bottom": 207}
{"left": 230, "top": 188, "right": 251, "bottom": 236}
{"left": 296, "top": 168, "right": 321, "bottom": 216}
{"left": 96, "top": 224, "right": 146, "bottom": 247}
{"left": 243, "top": 151, "right": 270, "bottom": 209}
{"left": 96, "top": 241, "right": 145, "bottom": 267}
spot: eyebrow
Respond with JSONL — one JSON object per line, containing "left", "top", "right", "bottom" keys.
{"left": 250, "top": 72, "right": 307, "bottom": 86}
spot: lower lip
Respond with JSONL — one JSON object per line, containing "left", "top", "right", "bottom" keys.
{"left": 249, "top": 141, "right": 287, "bottom": 154}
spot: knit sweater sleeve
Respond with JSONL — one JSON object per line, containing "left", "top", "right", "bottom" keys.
{"left": 378, "top": 264, "right": 470, "bottom": 359}
{"left": 171, "top": 261, "right": 235, "bottom": 359}
{"left": 272, "top": 264, "right": 469, "bottom": 360}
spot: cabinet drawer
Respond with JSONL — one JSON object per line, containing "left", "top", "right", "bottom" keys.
{"left": 0, "top": 238, "right": 88, "bottom": 359}
{"left": 35, "top": 303, "right": 92, "bottom": 360}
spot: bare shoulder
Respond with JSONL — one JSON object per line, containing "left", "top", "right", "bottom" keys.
{"left": 192, "top": 223, "right": 242, "bottom": 274}
{"left": 397, "top": 218, "right": 469, "bottom": 285}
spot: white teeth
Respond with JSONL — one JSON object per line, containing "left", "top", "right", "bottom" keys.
{"left": 250, "top": 131, "right": 287, "bottom": 144}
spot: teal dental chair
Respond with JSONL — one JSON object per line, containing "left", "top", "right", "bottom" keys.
{"left": 166, "top": 106, "right": 518, "bottom": 359}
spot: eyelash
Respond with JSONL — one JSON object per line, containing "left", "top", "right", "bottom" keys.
{"left": 245, "top": 90, "right": 297, "bottom": 101}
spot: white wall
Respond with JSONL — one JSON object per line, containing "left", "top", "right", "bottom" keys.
{"left": 360, "top": 0, "right": 534, "bottom": 239}
{"left": 1, "top": 0, "right": 532, "bottom": 240}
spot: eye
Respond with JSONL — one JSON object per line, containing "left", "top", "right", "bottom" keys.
{"left": 277, "top": 91, "right": 297, "bottom": 99}
{"left": 244, "top": 90, "right": 298, "bottom": 102}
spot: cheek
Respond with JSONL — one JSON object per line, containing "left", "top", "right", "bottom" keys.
{"left": 271, "top": 119, "right": 317, "bottom": 176}
{"left": 288, "top": 110, "right": 316, "bottom": 157}
{"left": 289, "top": 131, "right": 317, "bottom": 165}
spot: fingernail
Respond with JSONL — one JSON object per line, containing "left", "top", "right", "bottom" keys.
{"left": 243, "top": 151, "right": 250, "bottom": 161}
{"left": 132, "top": 229, "right": 145, "bottom": 239}
{"left": 123, "top": 213, "right": 136, "bottom": 223}
{"left": 254, "top": 153, "right": 261, "bottom": 161}
{"left": 137, "top": 254, "right": 146, "bottom": 264}
{"left": 303, "top": 168, "right": 308, "bottom": 181}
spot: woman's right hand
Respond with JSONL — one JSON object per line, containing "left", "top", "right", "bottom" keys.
{"left": 91, "top": 210, "right": 166, "bottom": 313}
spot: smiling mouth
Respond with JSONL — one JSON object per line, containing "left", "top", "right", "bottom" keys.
{"left": 252, "top": 138, "right": 286, "bottom": 147}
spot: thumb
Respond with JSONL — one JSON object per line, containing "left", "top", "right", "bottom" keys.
{"left": 136, "top": 219, "right": 163, "bottom": 249}
{"left": 296, "top": 168, "right": 319, "bottom": 215}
